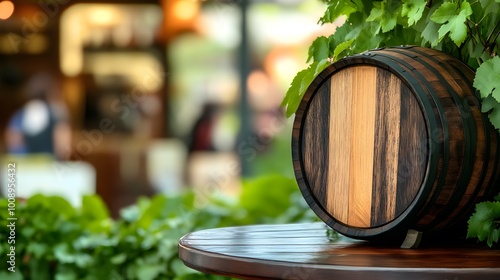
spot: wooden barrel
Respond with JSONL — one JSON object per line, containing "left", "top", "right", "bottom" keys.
{"left": 292, "top": 46, "right": 500, "bottom": 240}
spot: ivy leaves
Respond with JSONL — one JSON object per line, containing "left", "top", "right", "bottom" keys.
{"left": 307, "top": 36, "right": 330, "bottom": 62}
{"left": 402, "top": 0, "right": 427, "bottom": 26}
{"left": 318, "top": 0, "right": 357, "bottom": 23}
{"left": 475, "top": 56, "right": 500, "bottom": 130}
{"left": 282, "top": 31, "right": 357, "bottom": 117}
{"left": 475, "top": 56, "right": 500, "bottom": 102}
{"left": 282, "top": 59, "right": 330, "bottom": 117}
{"left": 366, "top": 0, "right": 400, "bottom": 33}
{"left": 430, "top": 1, "right": 472, "bottom": 46}
{"left": 467, "top": 198, "right": 500, "bottom": 247}
{"left": 281, "top": 0, "right": 500, "bottom": 134}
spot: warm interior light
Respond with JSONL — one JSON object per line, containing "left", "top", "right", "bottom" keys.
{"left": 0, "top": 1, "right": 15, "bottom": 20}
{"left": 173, "top": 0, "right": 198, "bottom": 21}
{"left": 60, "top": 6, "right": 83, "bottom": 77}
{"left": 24, "top": 34, "right": 49, "bottom": 54}
{"left": 88, "top": 6, "right": 121, "bottom": 27}
{"left": 84, "top": 52, "right": 164, "bottom": 91}
{"left": 264, "top": 48, "right": 305, "bottom": 91}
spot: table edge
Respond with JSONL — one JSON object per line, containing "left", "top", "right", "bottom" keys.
{"left": 178, "top": 238, "right": 500, "bottom": 280}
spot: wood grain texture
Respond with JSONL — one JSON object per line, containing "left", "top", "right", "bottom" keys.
{"left": 326, "top": 69, "right": 352, "bottom": 224}
{"left": 371, "top": 69, "right": 402, "bottom": 226}
{"left": 375, "top": 49, "right": 466, "bottom": 231}
{"left": 302, "top": 79, "right": 331, "bottom": 210}
{"left": 347, "top": 66, "right": 377, "bottom": 227}
{"left": 405, "top": 49, "right": 490, "bottom": 231}
{"left": 306, "top": 66, "right": 425, "bottom": 228}
{"left": 395, "top": 84, "right": 427, "bottom": 216}
{"left": 179, "top": 223, "right": 500, "bottom": 280}
{"left": 293, "top": 46, "right": 500, "bottom": 240}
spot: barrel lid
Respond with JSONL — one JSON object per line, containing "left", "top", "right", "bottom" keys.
{"left": 294, "top": 62, "right": 429, "bottom": 234}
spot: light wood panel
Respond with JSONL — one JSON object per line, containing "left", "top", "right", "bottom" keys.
{"left": 347, "top": 66, "right": 377, "bottom": 227}
{"left": 327, "top": 68, "right": 353, "bottom": 224}
{"left": 325, "top": 66, "right": 417, "bottom": 227}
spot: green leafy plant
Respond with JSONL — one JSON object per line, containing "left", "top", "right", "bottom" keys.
{"left": 281, "top": 0, "right": 500, "bottom": 131}
{"left": 281, "top": 0, "right": 500, "bottom": 246}
{"left": 467, "top": 193, "right": 500, "bottom": 247}
{"left": 0, "top": 175, "right": 316, "bottom": 280}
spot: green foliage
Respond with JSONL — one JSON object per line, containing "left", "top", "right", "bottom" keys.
{"left": 318, "top": 0, "right": 357, "bottom": 23}
{"left": 0, "top": 175, "right": 316, "bottom": 279}
{"left": 430, "top": 1, "right": 472, "bottom": 45}
{"left": 402, "top": 0, "right": 427, "bottom": 26}
{"left": 281, "top": 0, "right": 500, "bottom": 130}
{"left": 475, "top": 56, "right": 500, "bottom": 101}
{"left": 366, "top": 0, "right": 400, "bottom": 33}
{"left": 250, "top": 127, "right": 295, "bottom": 178}
{"left": 239, "top": 175, "right": 316, "bottom": 224}
{"left": 281, "top": 59, "right": 330, "bottom": 117}
{"left": 467, "top": 195, "right": 500, "bottom": 247}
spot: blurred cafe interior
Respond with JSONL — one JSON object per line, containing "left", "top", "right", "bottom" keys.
{"left": 0, "top": 0, "right": 338, "bottom": 216}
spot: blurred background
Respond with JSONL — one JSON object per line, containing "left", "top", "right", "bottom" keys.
{"left": 0, "top": 0, "right": 339, "bottom": 217}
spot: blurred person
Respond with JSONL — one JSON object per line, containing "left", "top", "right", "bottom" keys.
{"left": 188, "top": 102, "right": 220, "bottom": 152}
{"left": 4, "top": 72, "right": 71, "bottom": 160}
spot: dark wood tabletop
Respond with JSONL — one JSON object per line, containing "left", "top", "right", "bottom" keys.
{"left": 178, "top": 222, "right": 500, "bottom": 280}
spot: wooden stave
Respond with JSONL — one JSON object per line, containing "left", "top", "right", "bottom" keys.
{"left": 428, "top": 53, "right": 500, "bottom": 232}
{"left": 370, "top": 48, "right": 495, "bottom": 233}
{"left": 362, "top": 50, "right": 451, "bottom": 233}
{"left": 374, "top": 47, "right": 500, "bottom": 233}
{"left": 292, "top": 46, "right": 500, "bottom": 240}
{"left": 372, "top": 48, "right": 477, "bottom": 231}
{"left": 396, "top": 48, "right": 498, "bottom": 232}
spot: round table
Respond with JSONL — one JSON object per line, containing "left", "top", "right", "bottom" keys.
{"left": 178, "top": 223, "right": 500, "bottom": 279}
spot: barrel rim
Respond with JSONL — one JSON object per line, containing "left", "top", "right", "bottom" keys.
{"left": 292, "top": 46, "right": 444, "bottom": 238}
{"left": 370, "top": 49, "right": 451, "bottom": 228}
{"left": 393, "top": 47, "right": 477, "bottom": 229}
